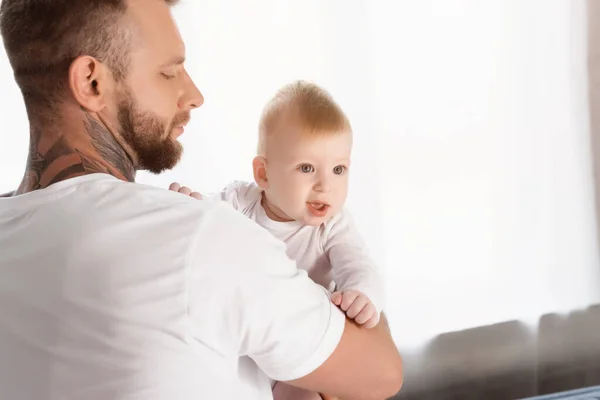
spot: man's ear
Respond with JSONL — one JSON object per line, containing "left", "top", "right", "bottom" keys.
{"left": 252, "top": 156, "right": 269, "bottom": 189}
{"left": 68, "top": 55, "right": 112, "bottom": 112}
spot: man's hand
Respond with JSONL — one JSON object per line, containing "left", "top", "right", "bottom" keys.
{"left": 168, "top": 182, "right": 203, "bottom": 200}
{"left": 331, "top": 290, "right": 379, "bottom": 329}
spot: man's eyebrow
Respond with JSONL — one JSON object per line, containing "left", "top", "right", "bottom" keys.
{"left": 160, "top": 56, "right": 186, "bottom": 68}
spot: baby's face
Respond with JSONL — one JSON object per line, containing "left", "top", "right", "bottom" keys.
{"left": 262, "top": 127, "right": 352, "bottom": 226}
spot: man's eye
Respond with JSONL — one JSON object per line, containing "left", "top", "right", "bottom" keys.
{"left": 161, "top": 73, "right": 176, "bottom": 80}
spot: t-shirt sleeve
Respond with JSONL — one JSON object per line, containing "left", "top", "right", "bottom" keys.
{"left": 186, "top": 202, "right": 346, "bottom": 381}
{"left": 322, "top": 209, "right": 386, "bottom": 314}
{"left": 203, "top": 180, "right": 260, "bottom": 212}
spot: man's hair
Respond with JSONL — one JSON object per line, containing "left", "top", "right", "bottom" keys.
{"left": 0, "top": 0, "right": 178, "bottom": 108}
{"left": 258, "top": 80, "right": 351, "bottom": 156}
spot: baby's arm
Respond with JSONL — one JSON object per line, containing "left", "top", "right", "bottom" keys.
{"left": 168, "top": 180, "right": 259, "bottom": 212}
{"left": 323, "top": 210, "right": 385, "bottom": 329}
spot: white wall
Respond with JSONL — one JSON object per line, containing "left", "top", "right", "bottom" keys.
{"left": 1, "top": 0, "right": 599, "bottom": 348}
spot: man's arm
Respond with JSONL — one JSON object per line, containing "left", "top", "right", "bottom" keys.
{"left": 187, "top": 204, "right": 402, "bottom": 399}
{"left": 287, "top": 314, "right": 403, "bottom": 400}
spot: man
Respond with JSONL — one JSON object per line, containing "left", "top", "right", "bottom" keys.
{"left": 0, "top": 1, "right": 403, "bottom": 399}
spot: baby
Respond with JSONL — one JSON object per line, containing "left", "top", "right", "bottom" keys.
{"left": 170, "top": 81, "right": 384, "bottom": 400}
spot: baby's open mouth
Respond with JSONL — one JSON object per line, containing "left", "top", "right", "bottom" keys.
{"left": 307, "top": 202, "right": 329, "bottom": 216}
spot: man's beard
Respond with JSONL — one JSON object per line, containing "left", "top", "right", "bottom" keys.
{"left": 117, "top": 90, "right": 189, "bottom": 174}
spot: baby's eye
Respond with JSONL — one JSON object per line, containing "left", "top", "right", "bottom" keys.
{"left": 333, "top": 165, "right": 347, "bottom": 175}
{"left": 299, "top": 164, "right": 315, "bottom": 173}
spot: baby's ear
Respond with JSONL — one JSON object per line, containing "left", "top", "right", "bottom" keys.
{"left": 252, "top": 156, "right": 269, "bottom": 189}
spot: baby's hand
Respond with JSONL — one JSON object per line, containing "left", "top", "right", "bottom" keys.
{"left": 331, "top": 290, "right": 379, "bottom": 329}
{"left": 168, "top": 182, "right": 203, "bottom": 200}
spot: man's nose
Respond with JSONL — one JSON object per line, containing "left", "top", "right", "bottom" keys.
{"left": 179, "top": 69, "right": 204, "bottom": 111}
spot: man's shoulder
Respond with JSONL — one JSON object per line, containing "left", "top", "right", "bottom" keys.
{"left": 190, "top": 197, "right": 294, "bottom": 276}
{"left": 76, "top": 176, "right": 289, "bottom": 261}
{"left": 197, "top": 196, "right": 287, "bottom": 250}
{"left": 68, "top": 177, "right": 225, "bottom": 231}
{"left": 120, "top": 181, "right": 278, "bottom": 245}
{"left": 86, "top": 177, "right": 208, "bottom": 211}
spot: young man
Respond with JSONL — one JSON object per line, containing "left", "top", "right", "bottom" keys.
{"left": 0, "top": 1, "right": 403, "bottom": 399}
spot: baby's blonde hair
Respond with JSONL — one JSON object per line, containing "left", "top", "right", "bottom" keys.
{"left": 257, "top": 80, "right": 352, "bottom": 156}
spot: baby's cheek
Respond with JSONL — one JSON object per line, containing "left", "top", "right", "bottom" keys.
{"left": 282, "top": 182, "right": 303, "bottom": 201}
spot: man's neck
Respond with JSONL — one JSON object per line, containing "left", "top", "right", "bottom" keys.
{"left": 16, "top": 109, "right": 136, "bottom": 195}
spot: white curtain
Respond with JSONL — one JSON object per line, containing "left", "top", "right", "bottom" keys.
{"left": 1, "top": 0, "right": 599, "bottom": 348}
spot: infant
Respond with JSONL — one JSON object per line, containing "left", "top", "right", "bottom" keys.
{"left": 170, "top": 81, "right": 385, "bottom": 400}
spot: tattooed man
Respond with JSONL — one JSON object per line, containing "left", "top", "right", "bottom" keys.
{"left": 0, "top": 1, "right": 403, "bottom": 399}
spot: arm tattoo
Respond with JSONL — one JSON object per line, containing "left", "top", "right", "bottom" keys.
{"left": 16, "top": 113, "right": 136, "bottom": 194}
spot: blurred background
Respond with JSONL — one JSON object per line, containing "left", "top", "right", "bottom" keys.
{"left": 2, "top": 1, "right": 600, "bottom": 398}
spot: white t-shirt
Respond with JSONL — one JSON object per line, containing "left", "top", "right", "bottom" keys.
{"left": 0, "top": 174, "right": 345, "bottom": 400}
{"left": 210, "top": 181, "right": 385, "bottom": 314}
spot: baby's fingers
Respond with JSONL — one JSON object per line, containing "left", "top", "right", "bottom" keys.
{"left": 355, "top": 303, "right": 376, "bottom": 325}
{"left": 340, "top": 291, "right": 360, "bottom": 312}
{"left": 346, "top": 296, "right": 369, "bottom": 319}
{"left": 331, "top": 292, "right": 343, "bottom": 306}
{"left": 178, "top": 186, "right": 192, "bottom": 196}
{"left": 364, "top": 312, "right": 380, "bottom": 329}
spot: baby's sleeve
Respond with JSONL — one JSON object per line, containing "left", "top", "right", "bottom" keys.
{"left": 204, "top": 180, "right": 260, "bottom": 212}
{"left": 322, "top": 209, "right": 386, "bottom": 314}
